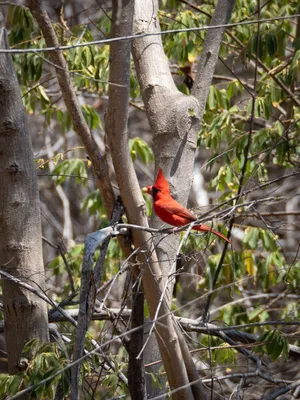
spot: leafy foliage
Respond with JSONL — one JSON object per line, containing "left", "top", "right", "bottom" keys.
{"left": 52, "top": 159, "right": 88, "bottom": 186}
{"left": 253, "top": 329, "right": 289, "bottom": 361}
{"left": 81, "top": 190, "right": 106, "bottom": 218}
{"left": 0, "top": 340, "right": 70, "bottom": 399}
{"left": 129, "top": 137, "right": 154, "bottom": 163}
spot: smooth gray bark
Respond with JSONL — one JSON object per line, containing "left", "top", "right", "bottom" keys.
{"left": 192, "top": 0, "right": 236, "bottom": 112}
{"left": 106, "top": 1, "right": 206, "bottom": 398}
{"left": 0, "top": 17, "right": 49, "bottom": 374}
{"left": 132, "top": 0, "right": 236, "bottom": 398}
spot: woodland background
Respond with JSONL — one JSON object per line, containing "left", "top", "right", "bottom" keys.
{"left": 0, "top": 0, "right": 299, "bottom": 399}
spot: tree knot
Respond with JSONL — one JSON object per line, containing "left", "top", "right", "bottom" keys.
{"left": 6, "top": 163, "right": 21, "bottom": 175}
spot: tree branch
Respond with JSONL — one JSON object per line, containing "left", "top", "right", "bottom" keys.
{"left": 192, "top": 0, "right": 236, "bottom": 105}
{"left": 27, "top": 0, "right": 115, "bottom": 216}
{"left": 106, "top": 1, "right": 206, "bottom": 398}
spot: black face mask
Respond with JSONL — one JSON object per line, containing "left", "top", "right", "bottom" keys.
{"left": 152, "top": 187, "right": 160, "bottom": 196}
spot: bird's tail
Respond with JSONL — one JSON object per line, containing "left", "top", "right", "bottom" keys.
{"left": 193, "top": 224, "right": 231, "bottom": 244}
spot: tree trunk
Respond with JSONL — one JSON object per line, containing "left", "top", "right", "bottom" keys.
{"left": 133, "top": 0, "right": 236, "bottom": 281}
{"left": 128, "top": 279, "right": 147, "bottom": 400}
{"left": 106, "top": 1, "right": 207, "bottom": 398}
{"left": 132, "top": 0, "right": 236, "bottom": 398}
{"left": 0, "top": 20, "right": 49, "bottom": 373}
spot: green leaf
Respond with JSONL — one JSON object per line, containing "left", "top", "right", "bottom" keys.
{"left": 253, "top": 329, "right": 288, "bottom": 361}
{"left": 248, "top": 307, "right": 263, "bottom": 321}
{"left": 8, "top": 375, "right": 23, "bottom": 395}
{"left": 75, "top": 47, "right": 83, "bottom": 66}
{"left": 207, "top": 86, "right": 216, "bottom": 110}
{"left": 84, "top": 46, "right": 92, "bottom": 67}
{"left": 0, "top": 375, "right": 12, "bottom": 395}
{"left": 276, "top": 29, "right": 287, "bottom": 57}
{"left": 56, "top": 109, "right": 72, "bottom": 133}
{"left": 129, "top": 137, "right": 154, "bottom": 164}
{"left": 81, "top": 190, "right": 106, "bottom": 217}
{"left": 293, "top": 38, "right": 300, "bottom": 51}
{"left": 276, "top": 141, "right": 289, "bottom": 164}
{"left": 23, "top": 338, "right": 40, "bottom": 353}
{"left": 61, "top": 371, "right": 71, "bottom": 396}
{"left": 244, "top": 250, "right": 257, "bottom": 276}
{"left": 282, "top": 335, "right": 289, "bottom": 360}
{"left": 38, "top": 86, "right": 50, "bottom": 104}
{"left": 81, "top": 104, "right": 101, "bottom": 129}
{"left": 263, "top": 32, "right": 277, "bottom": 57}
{"left": 248, "top": 34, "right": 263, "bottom": 60}
{"left": 144, "top": 300, "right": 149, "bottom": 318}
{"left": 216, "top": 345, "right": 235, "bottom": 365}
{"left": 268, "top": 335, "right": 283, "bottom": 361}
{"left": 149, "top": 372, "right": 163, "bottom": 389}
{"left": 243, "top": 228, "right": 259, "bottom": 249}
{"left": 260, "top": 230, "right": 278, "bottom": 252}
{"left": 52, "top": 159, "right": 88, "bottom": 186}
{"left": 9, "top": 5, "right": 35, "bottom": 47}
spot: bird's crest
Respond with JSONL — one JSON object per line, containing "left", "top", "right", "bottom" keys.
{"left": 153, "top": 169, "right": 170, "bottom": 195}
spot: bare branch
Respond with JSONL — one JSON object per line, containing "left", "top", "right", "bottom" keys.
{"left": 0, "top": 14, "right": 298, "bottom": 54}
{"left": 264, "top": 378, "right": 300, "bottom": 400}
{"left": 0, "top": 269, "right": 77, "bottom": 326}
{"left": 72, "top": 198, "right": 124, "bottom": 399}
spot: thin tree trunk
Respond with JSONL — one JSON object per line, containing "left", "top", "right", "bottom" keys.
{"left": 128, "top": 278, "right": 147, "bottom": 400}
{"left": 132, "top": 0, "right": 236, "bottom": 398}
{"left": 106, "top": 1, "right": 206, "bottom": 399}
{"left": 0, "top": 16, "right": 49, "bottom": 374}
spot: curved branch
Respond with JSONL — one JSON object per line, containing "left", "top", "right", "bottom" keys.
{"left": 27, "top": 0, "right": 115, "bottom": 215}
{"left": 192, "top": 0, "right": 236, "bottom": 105}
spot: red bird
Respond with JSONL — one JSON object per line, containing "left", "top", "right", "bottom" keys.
{"left": 143, "top": 169, "right": 231, "bottom": 243}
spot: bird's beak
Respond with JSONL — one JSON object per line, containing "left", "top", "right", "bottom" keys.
{"left": 142, "top": 185, "right": 152, "bottom": 195}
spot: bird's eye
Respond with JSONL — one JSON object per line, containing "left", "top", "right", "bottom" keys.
{"left": 152, "top": 187, "right": 160, "bottom": 196}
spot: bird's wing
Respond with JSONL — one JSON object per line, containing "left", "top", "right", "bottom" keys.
{"left": 157, "top": 197, "right": 197, "bottom": 222}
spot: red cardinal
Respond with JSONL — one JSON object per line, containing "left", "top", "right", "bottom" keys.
{"left": 143, "top": 169, "right": 231, "bottom": 243}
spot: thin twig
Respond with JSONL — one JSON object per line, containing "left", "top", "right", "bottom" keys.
{"left": 0, "top": 14, "right": 299, "bottom": 54}
{"left": 0, "top": 269, "right": 77, "bottom": 326}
